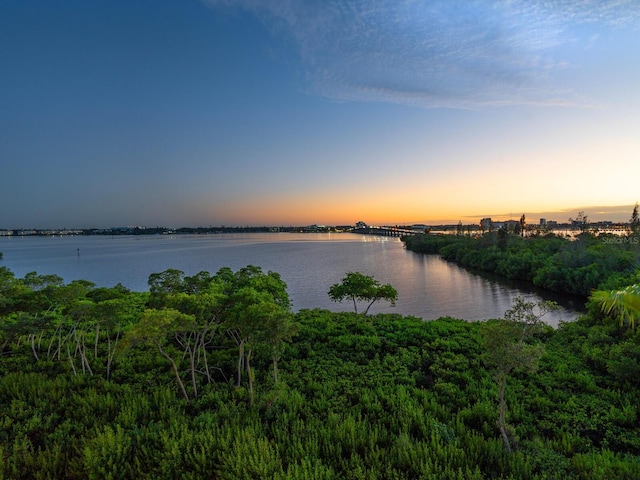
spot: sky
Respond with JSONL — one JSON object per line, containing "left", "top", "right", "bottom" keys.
{"left": 1, "top": 0, "right": 640, "bottom": 229}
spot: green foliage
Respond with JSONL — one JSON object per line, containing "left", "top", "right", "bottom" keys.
{"left": 328, "top": 272, "right": 398, "bottom": 316}
{"left": 404, "top": 232, "right": 639, "bottom": 297}
{"left": 482, "top": 297, "right": 558, "bottom": 453}
{"left": 591, "top": 283, "right": 640, "bottom": 330}
{"left": 2, "top": 265, "right": 640, "bottom": 478}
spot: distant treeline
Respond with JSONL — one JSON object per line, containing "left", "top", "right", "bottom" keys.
{"left": 1, "top": 225, "right": 353, "bottom": 236}
{"left": 403, "top": 231, "right": 640, "bottom": 297}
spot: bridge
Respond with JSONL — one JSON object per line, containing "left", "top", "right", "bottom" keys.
{"left": 351, "top": 226, "right": 417, "bottom": 237}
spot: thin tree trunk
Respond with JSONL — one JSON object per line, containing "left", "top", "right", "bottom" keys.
{"left": 237, "top": 340, "right": 245, "bottom": 388}
{"left": 155, "top": 340, "right": 190, "bottom": 403}
{"left": 30, "top": 334, "right": 39, "bottom": 361}
{"left": 73, "top": 329, "right": 85, "bottom": 374}
{"left": 94, "top": 324, "right": 100, "bottom": 358}
{"left": 105, "top": 324, "right": 120, "bottom": 381}
{"left": 81, "top": 332, "right": 93, "bottom": 376}
{"left": 363, "top": 299, "right": 378, "bottom": 317}
{"left": 200, "top": 335, "right": 212, "bottom": 383}
{"left": 67, "top": 344, "right": 77, "bottom": 376}
{"left": 246, "top": 348, "right": 254, "bottom": 408}
{"left": 182, "top": 332, "right": 198, "bottom": 400}
{"left": 497, "top": 373, "right": 511, "bottom": 454}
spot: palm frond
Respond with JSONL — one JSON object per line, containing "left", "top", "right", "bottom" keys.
{"left": 591, "top": 283, "right": 640, "bottom": 330}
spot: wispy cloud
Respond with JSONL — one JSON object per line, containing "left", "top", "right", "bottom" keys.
{"left": 204, "top": 0, "right": 640, "bottom": 108}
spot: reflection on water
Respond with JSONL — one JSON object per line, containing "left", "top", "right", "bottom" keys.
{"left": 0, "top": 233, "right": 583, "bottom": 326}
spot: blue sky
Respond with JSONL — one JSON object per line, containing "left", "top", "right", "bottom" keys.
{"left": 1, "top": 0, "right": 639, "bottom": 228}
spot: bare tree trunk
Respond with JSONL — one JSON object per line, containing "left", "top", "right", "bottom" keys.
{"left": 71, "top": 328, "right": 85, "bottom": 374}
{"left": 155, "top": 340, "right": 190, "bottom": 403}
{"left": 200, "top": 335, "right": 212, "bottom": 383}
{"left": 363, "top": 299, "right": 377, "bottom": 317}
{"left": 237, "top": 341, "right": 245, "bottom": 388}
{"left": 29, "top": 334, "right": 39, "bottom": 361}
{"left": 48, "top": 326, "right": 62, "bottom": 361}
{"left": 54, "top": 325, "right": 74, "bottom": 361}
{"left": 105, "top": 324, "right": 120, "bottom": 381}
{"left": 94, "top": 323, "right": 100, "bottom": 358}
{"left": 67, "top": 344, "right": 77, "bottom": 376}
{"left": 185, "top": 333, "right": 198, "bottom": 400}
{"left": 497, "top": 373, "right": 511, "bottom": 454}
{"left": 246, "top": 348, "right": 254, "bottom": 408}
{"left": 81, "top": 332, "right": 93, "bottom": 376}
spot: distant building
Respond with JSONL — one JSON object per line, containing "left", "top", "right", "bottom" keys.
{"left": 540, "top": 218, "right": 547, "bottom": 227}
{"left": 479, "top": 218, "right": 494, "bottom": 232}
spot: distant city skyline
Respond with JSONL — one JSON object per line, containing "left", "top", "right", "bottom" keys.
{"left": 1, "top": 202, "right": 637, "bottom": 231}
{"left": 2, "top": 1, "right": 639, "bottom": 229}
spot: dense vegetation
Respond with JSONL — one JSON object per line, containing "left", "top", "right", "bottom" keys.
{"left": 403, "top": 231, "right": 640, "bottom": 297}
{"left": 1, "top": 261, "right": 640, "bottom": 479}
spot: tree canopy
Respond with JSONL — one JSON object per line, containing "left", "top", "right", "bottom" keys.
{"left": 328, "top": 271, "right": 398, "bottom": 317}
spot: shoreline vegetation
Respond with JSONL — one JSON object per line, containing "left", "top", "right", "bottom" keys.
{"left": 1, "top": 233, "right": 640, "bottom": 478}
{"left": 402, "top": 230, "right": 640, "bottom": 298}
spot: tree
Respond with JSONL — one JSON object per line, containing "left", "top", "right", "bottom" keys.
{"left": 629, "top": 202, "right": 640, "bottom": 238}
{"left": 255, "top": 302, "right": 297, "bottom": 384}
{"left": 328, "top": 272, "right": 398, "bottom": 317}
{"left": 592, "top": 283, "right": 640, "bottom": 330}
{"left": 497, "top": 224, "right": 508, "bottom": 249}
{"left": 220, "top": 265, "right": 294, "bottom": 406}
{"left": 147, "top": 269, "right": 186, "bottom": 308}
{"left": 482, "top": 296, "right": 558, "bottom": 453}
{"left": 147, "top": 271, "right": 228, "bottom": 396}
{"left": 123, "top": 308, "right": 196, "bottom": 402}
{"left": 569, "top": 211, "right": 588, "bottom": 233}
{"left": 519, "top": 214, "right": 526, "bottom": 238}
{"left": 167, "top": 286, "right": 226, "bottom": 398}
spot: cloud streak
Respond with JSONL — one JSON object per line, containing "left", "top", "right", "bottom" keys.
{"left": 205, "top": 0, "right": 640, "bottom": 108}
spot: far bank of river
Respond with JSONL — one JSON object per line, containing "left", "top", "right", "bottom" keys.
{"left": 0, "top": 233, "right": 583, "bottom": 326}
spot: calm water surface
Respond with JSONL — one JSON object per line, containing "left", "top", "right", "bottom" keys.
{"left": 0, "top": 233, "right": 582, "bottom": 326}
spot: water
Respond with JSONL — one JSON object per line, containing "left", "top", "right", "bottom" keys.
{"left": 0, "top": 233, "right": 582, "bottom": 326}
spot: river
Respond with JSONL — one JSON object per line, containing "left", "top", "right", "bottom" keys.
{"left": 0, "top": 233, "right": 583, "bottom": 326}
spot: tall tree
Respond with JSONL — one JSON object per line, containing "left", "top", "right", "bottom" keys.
{"left": 147, "top": 269, "right": 186, "bottom": 308}
{"left": 328, "top": 272, "right": 398, "bottom": 317}
{"left": 629, "top": 202, "right": 640, "bottom": 238}
{"left": 220, "top": 266, "right": 294, "bottom": 406}
{"left": 123, "top": 308, "right": 196, "bottom": 402}
{"left": 482, "top": 296, "right": 558, "bottom": 453}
